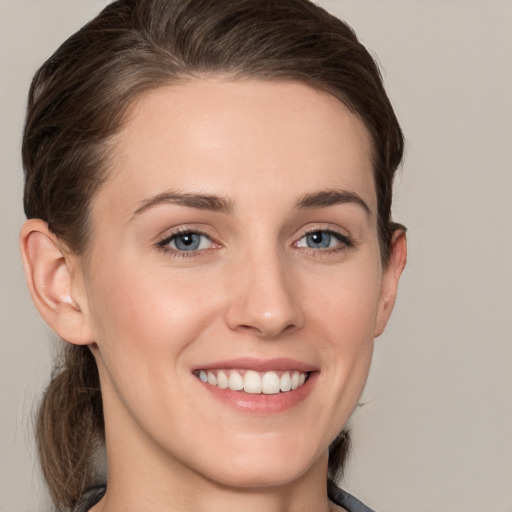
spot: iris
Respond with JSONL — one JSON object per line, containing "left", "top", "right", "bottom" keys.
{"left": 305, "top": 231, "right": 332, "bottom": 249}
{"left": 173, "top": 233, "right": 203, "bottom": 251}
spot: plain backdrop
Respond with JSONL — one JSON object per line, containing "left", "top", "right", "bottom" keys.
{"left": 1, "top": 1, "right": 511, "bottom": 511}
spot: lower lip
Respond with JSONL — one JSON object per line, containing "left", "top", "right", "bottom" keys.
{"left": 197, "top": 372, "right": 318, "bottom": 414}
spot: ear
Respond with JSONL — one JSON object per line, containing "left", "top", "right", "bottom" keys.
{"left": 19, "top": 219, "right": 94, "bottom": 345}
{"left": 374, "top": 228, "right": 407, "bottom": 337}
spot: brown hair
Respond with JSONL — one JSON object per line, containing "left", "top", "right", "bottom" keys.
{"left": 23, "top": 0, "right": 404, "bottom": 509}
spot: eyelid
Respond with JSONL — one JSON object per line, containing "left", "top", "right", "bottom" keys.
{"left": 292, "top": 225, "right": 355, "bottom": 254}
{"left": 157, "top": 227, "right": 209, "bottom": 244}
{"left": 156, "top": 226, "right": 221, "bottom": 257}
{"left": 155, "top": 223, "right": 218, "bottom": 244}
{"left": 295, "top": 224, "right": 353, "bottom": 242}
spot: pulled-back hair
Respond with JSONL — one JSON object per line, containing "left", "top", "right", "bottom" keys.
{"left": 23, "top": 0, "right": 403, "bottom": 509}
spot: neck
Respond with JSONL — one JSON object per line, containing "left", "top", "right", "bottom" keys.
{"left": 97, "top": 456, "right": 334, "bottom": 512}
{"left": 94, "top": 425, "right": 333, "bottom": 512}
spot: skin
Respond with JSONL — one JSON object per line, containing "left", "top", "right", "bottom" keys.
{"left": 20, "top": 79, "right": 406, "bottom": 512}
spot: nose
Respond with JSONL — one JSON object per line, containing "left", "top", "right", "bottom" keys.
{"left": 224, "top": 251, "right": 304, "bottom": 339}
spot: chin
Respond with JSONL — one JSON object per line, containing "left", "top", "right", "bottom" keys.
{"left": 187, "top": 433, "right": 326, "bottom": 490}
{"left": 202, "top": 461, "right": 311, "bottom": 490}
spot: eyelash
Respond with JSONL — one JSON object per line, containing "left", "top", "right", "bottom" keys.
{"left": 156, "top": 227, "right": 354, "bottom": 259}
{"left": 294, "top": 228, "right": 354, "bottom": 256}
{"left": 156, "top": 228, "right": 217, "bottom": 259}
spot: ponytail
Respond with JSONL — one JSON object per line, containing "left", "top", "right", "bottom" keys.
{"left": 36, "top": 344, "right": 104, "bottom": 510}
{"left": 328, "top": 429, "right": 351, "bottom": 484}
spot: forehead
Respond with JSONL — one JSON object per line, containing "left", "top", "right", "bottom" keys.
{"left": 95, "top": 78, "right": 376, "bottom": 218}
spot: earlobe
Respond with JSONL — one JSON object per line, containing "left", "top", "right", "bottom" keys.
{"left": 374, "top": 229, "right": 407, "bottom": 337}
{"left": 19, "top": 219, "right": 94, "bottom": 346}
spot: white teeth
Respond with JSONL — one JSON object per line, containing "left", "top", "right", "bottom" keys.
{"left": 291, "top": 371, "right": 300, "bottom": 390}
{"left": 197, "top": 369, "right": 309, "bottom": 394}
{"left": 261, "top": 371, "right": 280, "bottom": 394}
{"left": 280, "top": 372, "right": 292, "bottom": 392}
{"left": 244, "top": 370, "right": 261, "bottom": 394}
{"left": 217, "top": 370, "right": 229, "bottom": 389}
{"left": 228, "top": 371, "right": 244, "bottom": 391}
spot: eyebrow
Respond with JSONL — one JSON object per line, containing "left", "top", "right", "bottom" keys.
{"left": 294, "top": 189, "right": 371, "bottom": 215}
{"left": 131, "top": 188, "right": 370, "bottom": 219}
{"left": 131, "top": 190, "right": 234, "bottom": 218}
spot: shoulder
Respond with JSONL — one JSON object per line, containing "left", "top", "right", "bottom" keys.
{"left": 328, "top": 481, "right": 380, "bottom": 512}
{"left": 73, "top": 486, "right": 106, "bottom": 512}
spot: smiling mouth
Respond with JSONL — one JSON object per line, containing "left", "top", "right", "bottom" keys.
{"left": 194, "top": 369, "right": 309, "bottom": 395}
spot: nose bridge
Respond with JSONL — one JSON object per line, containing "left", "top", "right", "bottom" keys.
{"left": 225, "top": 241, "right": 303, "bottom": 338}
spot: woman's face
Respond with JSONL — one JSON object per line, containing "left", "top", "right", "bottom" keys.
{"left": 76, "top": 79, "right": 400, "bottom": 489}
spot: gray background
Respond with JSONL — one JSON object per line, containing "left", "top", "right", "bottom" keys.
{"left": 1, "top": 1, "right": 511, "bottom": 510}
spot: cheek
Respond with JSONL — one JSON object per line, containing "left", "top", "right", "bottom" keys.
{"left": 85, "top": 256, "right": 222, "bottom": 377}
{"left": 309, "top": 254, "right": 383, "bottom": 343}
{"left": 305, "top": 255, "right": 382, "bottom": 406}
{"left": 84, "top": 259, "right": 225, "bottom": 443}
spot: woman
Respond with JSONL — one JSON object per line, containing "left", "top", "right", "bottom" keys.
{"left": 19, "top": 0, "right": 406, "bottom": 511}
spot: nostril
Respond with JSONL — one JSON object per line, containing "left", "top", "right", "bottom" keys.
{"left": 223, "top": 265, "right": 304, "bottom": 336}
{"left": 234, "top": 321, "right": 297, "bottom": 339}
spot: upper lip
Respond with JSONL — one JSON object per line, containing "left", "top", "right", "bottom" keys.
{"left": 192, "top": 357, "right": 318, "bottom": 373}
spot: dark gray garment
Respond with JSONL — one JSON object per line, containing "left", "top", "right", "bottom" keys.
{"left": 73, "top": 486, "right": 106, "bottom": 512}
{"left": 329, "top": 482, "right": 379, "bottom": 512}
{"left": 74, "top": 484, "right": 378, "bottom": 512}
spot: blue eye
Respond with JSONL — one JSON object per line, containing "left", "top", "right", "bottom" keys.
{"left": 305, "top": 231, "right": 332, "bottom": 249}
{"left": 161, "top": 231, "right": 213, "bottom": 252}
{"left": 296, "top": 230, "right": 349, "bottom": 250}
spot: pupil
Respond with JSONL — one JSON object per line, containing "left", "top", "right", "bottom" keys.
{"left": 307, "top": 231, "right": 330, "bottom": 249}
{"left": 175, "top": 233, "right": 200, "bottom": 251}
{"left": 181, "top": 234, "right": 194, "bottom": 245}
